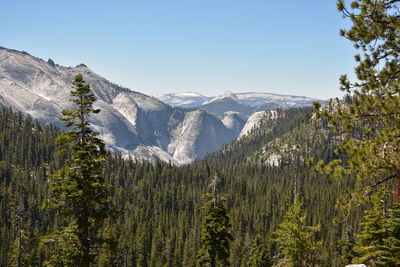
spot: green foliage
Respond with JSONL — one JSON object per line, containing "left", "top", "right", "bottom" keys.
{"left": 314, "top": 1, "right": 400, "bottom": 262}
{"left": 249, "top": 235, "right": 272, "bottom": 267}
{"left": 352, "top": 189, "right": 400, "bottom": 266}
{"left": 8, "top": 229, "right": 36, "bottom": 267}
{"left": 2, "top": 3, "right": 400, "bottom": 266}
{"left": 197, "top": 195, "right": 233, "bottom": 267}
{"left": 315, "top": 0, "right": 400, "bottom": 205}
{"left": 381, "top": 204, "right": 400, "bottom": 265}
{"left": 272, "top": 195, "right": 321, "bottom": 266}
{"left": 0, "top": 105, "right": 361, "bottom": 265}
{"left": 97, "top": 223, "right": 121, "bottom": 267}
{"left": 40, "top": 223, "right": 85, "bottom": 266}
{"left": 42, "top": 74, "right": 111, "bottom": 266}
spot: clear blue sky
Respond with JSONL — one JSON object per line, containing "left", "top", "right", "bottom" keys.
{"left": 1, "top": 0, "right": 357, "bottom": 99}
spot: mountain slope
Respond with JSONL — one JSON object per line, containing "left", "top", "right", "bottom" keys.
{"left": 238, "top": 110, "right": 277, "bottom": 138}
{"left": 205, "top": 104, "right": 344, "bottom": 172}
{"left": 0, "top": 46, "right": 239, "bottom": 164}
{"left": 0, "top": 103, "right": 363, "bottom": 266}
{"left": 169, "top": 109, "right": 238, "bottom": 164}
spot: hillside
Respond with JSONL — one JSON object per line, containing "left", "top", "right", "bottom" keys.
{"left": 0, "top": 106, "right": 364, "bottom": 266}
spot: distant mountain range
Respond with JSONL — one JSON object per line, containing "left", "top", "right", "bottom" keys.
{"left": 154, "top": 91, "right": 320, "bottom": 119}
{"left": 0, "top": 46, "right": 245, "bottom": 164}
{"left": 0, "top": 46, "right": 320, "bottom": 164}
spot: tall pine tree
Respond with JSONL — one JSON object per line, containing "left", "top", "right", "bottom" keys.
{"left": 272, "top": 195, "right": 321, "bottom": 267}
{"left": 197, "top": 173, "right": 233, "bottom": 267}
{"left": 42, "top": 74, "right": 111, "bottom": 266}
{"left": 314, "top": 0, "right": 400, "bottom": 203}
{"left": 313, "top": 1, "right": 400, "bottom": 262}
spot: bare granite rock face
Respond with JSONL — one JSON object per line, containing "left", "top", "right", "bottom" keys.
{"left": 0, "top": 46, "right": 241, "bottom": 164}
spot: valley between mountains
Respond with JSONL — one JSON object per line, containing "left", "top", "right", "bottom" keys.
{"left": 0, "top": 46, "right": 319, "bottom": 165}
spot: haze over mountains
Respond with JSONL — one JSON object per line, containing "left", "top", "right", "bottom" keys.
{"left": 155, "top": 91, "right": 319, "bottom": 119}
{"left": 0, "top": 46, "right": 319, "bottom": 164}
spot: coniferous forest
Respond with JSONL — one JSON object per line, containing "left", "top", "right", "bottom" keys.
{"left": 1, "top": 0, "right": 400, "bottom": 266}
{"left": 0, "top": 104, "right": 374, "bottom": 266}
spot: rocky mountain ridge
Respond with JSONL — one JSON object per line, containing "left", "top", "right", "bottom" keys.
{"left": 0, "top": 46, "right": 321, "bottom": 164}
{"left": 154, "top": 91, "right": 320, "bottom": 119}
{"left": 0, "top": 46, "right": 242, "bottom": 164}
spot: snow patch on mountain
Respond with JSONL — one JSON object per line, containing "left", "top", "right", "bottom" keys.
{"left": 154, "top": 92, "right": 210, "bottom": 108}
{"left": 155, "top": 91, "right": 320, "bottom": 110}
{"left": 236, "top": 92, "right": 318, "bottom": 107}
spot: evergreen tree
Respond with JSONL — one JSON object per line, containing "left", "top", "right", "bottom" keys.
{"left": 352, "top": 190, "right": 389, "bottom": 265}
{"left": 272, "top": 195, "right": 321, "bottom": 267}
{"left": 98, "top": 223, "right": 121, "bottom": 267}
{"left": 311, "top": 0, "right": 400, "bottom": 263}
{"left": 314, "top": 0, "right": 400, "bottom": 203}
{"left": 41, "top": 74, "right": 111, "bottom": 266}
{"left": 8, "top": 199, "right": 36, "bottom": 267}
{"left": 249, "top": 235, "right": 272, "bottom": 267}
{"left": 312, "top": 1, "right": 400, "bottom": 262}
{"left": 0, "top": 104, "right": 369, "bottom": 265}
{"left": 352, "top": 190, "right": 400, "bottom": 266}
{"left": 381, "top": 204, "right": 400, "bottom": 265}
{"left": 197, "top": 174, "right": 233, "bottom": 267}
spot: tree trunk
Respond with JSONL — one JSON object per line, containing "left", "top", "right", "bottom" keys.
{"left": 17, "top": 229, "right": 21, "bottom": 267}
{"left": 210, "top": 258, "right": 216, "bottom": 267}
{"left": 396, "top": 151, "right": 400, "bottom": 203}
{"left": 80, "top": 215, "right": 90, "bottom": 267}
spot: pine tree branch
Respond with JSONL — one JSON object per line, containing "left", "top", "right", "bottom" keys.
{"left": 366, "top": 174, "right": 397, "bottom": 194}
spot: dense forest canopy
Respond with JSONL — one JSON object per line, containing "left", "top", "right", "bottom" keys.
{"left": 0, "top": 104, "right": 362, "bottom": 266}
